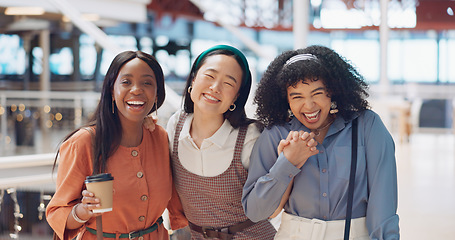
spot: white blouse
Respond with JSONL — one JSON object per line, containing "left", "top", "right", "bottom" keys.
{"left": 166, "top": 110, "right": 260, "bottom": 177}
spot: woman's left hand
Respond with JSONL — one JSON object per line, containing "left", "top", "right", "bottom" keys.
{"left": 282, "top": 131, "right": 319, "bottom": 168}
{"left": 80, "top": 190, "right": 102, "bottom": 218}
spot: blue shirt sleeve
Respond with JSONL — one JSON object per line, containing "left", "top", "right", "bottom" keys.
{"left": 362, "top": 111, "right": 400, "bottom": 239}
{"left": 242, "top": 126, "right": 300, "bottom": 222}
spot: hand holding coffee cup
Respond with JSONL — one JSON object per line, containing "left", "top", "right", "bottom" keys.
{"left": 85, "top": 173, "right": 114, "bottom": 213}
{"left": 80, "top": 190, "right": 101, "bottom": 216}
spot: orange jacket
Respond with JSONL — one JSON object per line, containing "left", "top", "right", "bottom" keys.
{"left": 46, "top": 126, "right": 187, "bottom": 240}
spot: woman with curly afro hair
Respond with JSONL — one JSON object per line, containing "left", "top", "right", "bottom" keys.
{"left": 242, "top": 45, "right": 400, "bottom": 240}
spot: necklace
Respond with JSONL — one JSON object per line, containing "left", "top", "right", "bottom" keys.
{"left": 312, "top": 117, "right": 335, "bottom": 136}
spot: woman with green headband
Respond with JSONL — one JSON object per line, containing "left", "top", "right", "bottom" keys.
{"left": 165, "top": 45, "right": 276, "bottom": 239}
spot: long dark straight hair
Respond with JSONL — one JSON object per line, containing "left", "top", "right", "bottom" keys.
{"left": 52, "top": 51, "right": 165, "bottom": 174}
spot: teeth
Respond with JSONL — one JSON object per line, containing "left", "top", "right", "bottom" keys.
{"left": 304, "top": 110, "right": 320, "bottom": 119}
{"left": 127, "top": 101, "right": 145, "bottom": 105}
{"left": 204, "top": 94, "right": 219, "bottom": 101}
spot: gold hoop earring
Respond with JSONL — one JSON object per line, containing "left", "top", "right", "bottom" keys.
{"left": 229, "top": 103, "right": 236, "bottom": 111}
{"left": 187, "top": 86, "right": 192, "bottom": 94}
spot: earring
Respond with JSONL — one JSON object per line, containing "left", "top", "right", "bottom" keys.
{"left": 229, "top": 103, "right": 236, "bottom": 111}
{"left": 330, "top": 101, "right": 338, "bottom": 114}
{"left": 288, "top": 109, "right": 294, "bottom": 118}
{"left": 187, "top": 86, "right": 192, "bottom": 94}
{"left": 154, "top": 98, "right": 158, "bottom": 117}
{"left": 112, "top": 99, "right": 115, "bottom": 114}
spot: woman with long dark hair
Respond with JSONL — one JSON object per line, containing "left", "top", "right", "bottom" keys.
{"left": 46, "top": 50, "right": 185, "bottom": 240}
{"left": 165, "top": 45, "right": 276, "bottom": 239}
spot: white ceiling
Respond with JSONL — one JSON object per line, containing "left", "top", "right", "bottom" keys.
{"left": 0, "top": 0, "right": 152, "bottom": 23}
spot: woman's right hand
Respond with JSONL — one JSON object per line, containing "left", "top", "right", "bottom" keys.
{"left": 282, "top": 131, "right": 319, "bottom": 168}
{"left": 270, "top": 131, "right": 316, "bottom": 218}
{"left": 143, "top": 115, "right": 158, "bottom": 132}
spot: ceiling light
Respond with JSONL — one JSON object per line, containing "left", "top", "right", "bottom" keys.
{"left": 62, "top": 13, "right": 100, "bottom": 22}
{"left": 448, "top": 7, "right": 454, "bottom": 16}
{"left": 82, "top": 14, "right": 100, "bottom": 22}
{"left": 5, "top": 7, "right": 45, "bottom": 16}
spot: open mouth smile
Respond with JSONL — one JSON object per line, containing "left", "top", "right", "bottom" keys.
{"left": 203, "top": 93, "right": 220, "bottom": 102}
{"left": 126, "top": 100, "right": 146, "bottom": 109}
{"left": 304, "top": 110, "right": 320, "bottom": 121}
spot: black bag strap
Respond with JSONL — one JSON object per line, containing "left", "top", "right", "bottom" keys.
{"left": 344, "top": 117, "right": 358, "bottom": 240}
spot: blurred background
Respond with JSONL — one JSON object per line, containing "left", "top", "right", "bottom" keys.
{"left": 0, "top": 0, "right": 454, "bottom": 239}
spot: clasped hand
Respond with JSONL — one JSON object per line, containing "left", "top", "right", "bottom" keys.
{"left": 277, "top": 131, "right": 319, "bottom": 168}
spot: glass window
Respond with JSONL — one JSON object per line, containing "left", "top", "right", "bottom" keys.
{"left": 80, "top": 34, "right": 97, "bottom": 76}
{"left": 389, "top": 38, "right": 437, "bottom": 83}
{"left": 139, "top": 36, "right": 153, "bottom": 54}
{"left": 32, "top": 47, "right": 43, "bottom": 75}
{"left": 49, "top": 47, "right": 73, "bottom": 75}
{"left": 439, "top": 38, "right": 455, "bottom": 83}
{"left": 0, "top": 34, "right": 26, "bottom": 75}
{"left": 332, "top": 39, "right": 380, "bottom": 83}
{"left": 100, "top": 35, "right": 138, "bottom": 75}
{"left": 388, "top": 39, "right": 404, "bottom": 82}
{"left": 174, "top": 50, "right": 190, "bottom": 78}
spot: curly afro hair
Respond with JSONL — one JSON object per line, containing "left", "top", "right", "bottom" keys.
{"left": 254, "top": 45, "right": 369, "bottom": 129}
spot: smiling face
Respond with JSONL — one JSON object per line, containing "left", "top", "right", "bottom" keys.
{"left": 287, "top": 79, "right": 332, "bottom": 130}
{"left": 190, "top": 54, "right": 243, "bottom": 118}
{"left": 112, "top": 58, "right": 157, "bottom": 126}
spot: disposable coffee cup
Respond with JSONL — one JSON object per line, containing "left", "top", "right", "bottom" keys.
{"left": 85, "top": 173, "right": 114, "bottom": 213}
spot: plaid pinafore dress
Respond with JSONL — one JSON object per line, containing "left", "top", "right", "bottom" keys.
{"left": 171, "top": 113, "right": 276, "bottom": 240}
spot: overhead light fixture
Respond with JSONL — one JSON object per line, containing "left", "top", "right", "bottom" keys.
{"left": 5, "top": 7, "right": 45, "bottom": 16}
{"left": 81, "top": 13, "right": 100, "bottom": 22}
{"left": 62, "top": 13, "right": 101, "bottom": 22}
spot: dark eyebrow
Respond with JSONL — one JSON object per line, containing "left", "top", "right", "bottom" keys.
{"left": 120, "top": 73, "right": 155, "bottom": 79}
{"left": 206, "top": 69, "right": 238, "bottom": 83}
{"left": 143, "top": 74, "right": 156, "bottom": 79}
{"left": 288, "top": 86, "right": 325, "bottom": 97}
{"left": 226, "top": 75, "right": 238, "bottom": 83}
{"left": 119, "top": 73, "right": 133, "bottom": 78}
{"left": 311, "top": 87, "right": 326, "bottom": 93}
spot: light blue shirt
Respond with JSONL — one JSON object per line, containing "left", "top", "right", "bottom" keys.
{"left": 242, "top": 110, "right": 400, "bottom": 239}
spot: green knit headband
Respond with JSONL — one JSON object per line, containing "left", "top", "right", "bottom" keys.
{"left": 194, "top": 45, "right": 251, "bottom": 88}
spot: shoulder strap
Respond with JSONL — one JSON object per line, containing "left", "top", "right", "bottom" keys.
{"left": 232, "top": 126, "right": 248, "bottom": 162}
{"left": 172, "top": 112, "right": 188, "bottom": 159}
{"left": 344, "top": 117, "right": 358, "bottom": 240}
